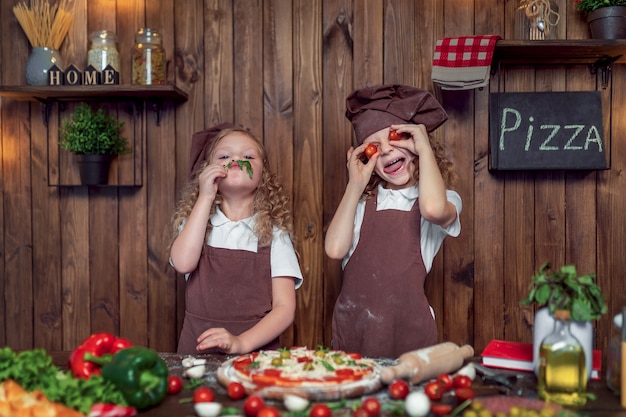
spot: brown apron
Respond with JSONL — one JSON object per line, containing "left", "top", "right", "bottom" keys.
{"left": 177, "top": 243, "right": 279, "bottom": 354}
{"left": 332, "top": 189, "right": 437, "bottom": 358}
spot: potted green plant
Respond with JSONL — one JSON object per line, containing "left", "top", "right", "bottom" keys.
{"left": 59, "top": 103, "right": 131, "bottom": 185}
{"left": 520, "top": 262, "right": 607, "bottom": 380}
{"left": 575, "top": 0, "right": 626, "bottom": 39}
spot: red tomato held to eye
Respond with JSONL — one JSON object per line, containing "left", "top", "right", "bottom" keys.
{"left": 258, "top": 406, "right": 281, "bottom": 417}
{"left": 453, "top": 374, "right": 473, "bottom": 389}
{"left": 167, "top": 375, "right": 183, "bottom": 395}
{"left": 436, "top": 373, "right": 453, "bottom": 392}
{"left": 430, "top": 403, "right": 453, "bottom": 416}
{"left": 388, "top": 129, "right": 406, "bottom": 141}
{"left": 389, "top": 379, "right": 410, "bottom": 400}
{"left": 192, "top": 386, "right": 215, "bottom": 403}
{"left": 361, "top": 397, "right": 381, "bottom": 417}
{"left": 244, "top": 396, "right": 266, "bottom": 417}
{"left": 455, "top": 387, "right": 476, "bottom": 402}
{"left": 227, "top": 381, "right": 246, "bottom": 400}
{"left": 364, "top": 144, "right": 378, "bottom": 158}
{"left": 424, "top": 380, "right": 443, "bottom": 401}
{"left": 309, "top": 403, "right": 332, "bottom": 417}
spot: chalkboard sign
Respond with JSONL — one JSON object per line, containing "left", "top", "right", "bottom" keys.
{"left": 489, "top": 91, "right": 608, "bottom": 170}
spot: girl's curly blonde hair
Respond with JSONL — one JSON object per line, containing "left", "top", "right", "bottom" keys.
{"left": 170, "top": 127, "right": 295, "bottom": 248}
{"left": 362, "top": 133, "right": 457, "bottom": 199}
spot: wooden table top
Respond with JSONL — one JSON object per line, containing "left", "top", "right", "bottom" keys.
{"left": 46, "top": 352, "right": 626, "bottom": 417}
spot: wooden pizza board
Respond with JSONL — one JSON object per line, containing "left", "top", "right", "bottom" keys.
{"left": 216, "top": 356, "right": 383, "bottom": 401}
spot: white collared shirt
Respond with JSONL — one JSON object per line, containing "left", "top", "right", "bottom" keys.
{"left": 343, "top": 184, "right": 462, "bottom": 272}
{"left": 179, "top": 207, "right": 303, "bottom": 288}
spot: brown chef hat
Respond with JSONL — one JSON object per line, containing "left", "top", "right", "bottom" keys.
{"left": 345, "top": 84, "right": 448, "bottom": 144}
{"left": 189, "top": 122, "right": 236, "bottom": 180}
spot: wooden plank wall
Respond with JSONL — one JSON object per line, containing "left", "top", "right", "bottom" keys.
{"left": 1, "top": 0, "right": 626, "bottom": 363}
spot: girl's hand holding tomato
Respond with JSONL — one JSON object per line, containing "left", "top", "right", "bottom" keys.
{"left": 364, "top": 144, "right": 378, "bottom": 158}
{"left": 388, "top": 129, "right": 407, "bottom": 141}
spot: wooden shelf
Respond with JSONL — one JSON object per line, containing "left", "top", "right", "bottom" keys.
{"left": 494, "top": 39, "right": 626, "bottom": 65}
{"left": 0, "top": 84, "right": 188, "bottom": 102}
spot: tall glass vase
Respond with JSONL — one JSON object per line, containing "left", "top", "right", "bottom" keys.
{"left": 25, "top": 47, "right": 64, "bottom": 86}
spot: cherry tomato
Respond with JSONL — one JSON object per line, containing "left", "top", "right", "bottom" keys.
{"left": 389, "top": 379, "right": 410, "bottom": 400}
{"left": 227, "top": 381, "right": 246, "bottom": 400}
{"left": 455, "top": 387, "right": 476, "bottom": 401}
{"left": 258, "top": 406, "right": 281, "bottom": 417}
{"left": 309, "top": 403, "right": 332, "bottom": 417}
{"left": 192, "top": 386, "right": 215, "bottom": 403}
{"left": 167, "top": 375, "right": 183, "bottom": 395}
{"left": 436, "top": 373, "right": 453, "bottom": 392}
{"left": 364, "top": 143, "right": 378, "bottom": 158}
{"left": 388, "top": 129, "right": 406, "bottom": 141}
{"left": 424, "top": 380, "right": 443, "bottom": 401}
{"left": 453, "top": 374, "right": 473, "bottom": 389}
{"left": 361, "top": 397, "right": 381, "bottom": 417}
{"left": 353, "top": 407, "right": 370, "bottom": 417}
{"left": 244, "top": 396, "right": 266, "bottom": 417}
{"left": 430, "top": 403, "right": 453, "bottom": 416}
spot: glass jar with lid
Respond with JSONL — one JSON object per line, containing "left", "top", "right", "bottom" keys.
{"left": 131, "top": 28, "right": 166, "bottom": 85}
{"left": 88, "top": 30, "right": 121, "bottom": 72}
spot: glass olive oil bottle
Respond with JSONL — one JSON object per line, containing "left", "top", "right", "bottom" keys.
{"left": 538, "top": 310, "right": 587, "bottom": 406}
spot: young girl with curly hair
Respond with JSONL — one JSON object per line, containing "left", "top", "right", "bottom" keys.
{"left": 170, "top": 123, "right": 302, "bottom": 355}
{"left": 325, "top": 85, "right": 462, "bottom": 358}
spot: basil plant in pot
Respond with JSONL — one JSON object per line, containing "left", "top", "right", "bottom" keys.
{"left": 520, "top": 262, "right": 607, "bottom": 380}
{"left": 59, "top": 103, "right": 131, "bottom": 185}
{"left": 575, "top": 0, "right": 626, "bottom": 39}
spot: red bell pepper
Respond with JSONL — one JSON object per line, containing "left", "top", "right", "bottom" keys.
{"left": 68, "top": 332, "right": 133, "bottom": 378}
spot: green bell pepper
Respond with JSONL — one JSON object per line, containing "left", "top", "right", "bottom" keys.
{"left": 100, "top": 346, "right": 169, "bottom": 409}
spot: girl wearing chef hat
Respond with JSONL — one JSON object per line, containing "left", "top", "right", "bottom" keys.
{"left": 170, "top": 124, "right": 302, "bottom": 355}
{"left": 326, "top": 84, "right": 462, "bottom": 358}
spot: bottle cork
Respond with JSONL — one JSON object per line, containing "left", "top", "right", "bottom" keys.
{"left": 380, "top": 342, "right": 475, "bottom": 384}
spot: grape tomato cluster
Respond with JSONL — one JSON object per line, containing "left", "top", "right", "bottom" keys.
{"left": 423, "top": 373, "right": 475, "bottom": 416}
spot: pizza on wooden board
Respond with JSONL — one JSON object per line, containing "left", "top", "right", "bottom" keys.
{"left": 216, "top": 346, "right": 383, "bottom": 400}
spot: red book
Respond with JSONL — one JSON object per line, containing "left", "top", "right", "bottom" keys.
{"left": 480, "top": 339, "right": 601, "bottom": 380}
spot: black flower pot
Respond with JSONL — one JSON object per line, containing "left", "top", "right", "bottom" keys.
{"left": 76, "top": 154, "right": 113, "bottom": 185}
{"left": 588, "top": 6, "right": 626, "bottom": 39}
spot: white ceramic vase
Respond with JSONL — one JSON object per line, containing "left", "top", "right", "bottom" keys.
{"left": 532, "top": 307, "right": 593, "bottom": 381}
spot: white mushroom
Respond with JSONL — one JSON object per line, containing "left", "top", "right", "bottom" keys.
{"left": 404, "top": 391, "right": 431, "bottom": 417}
{"left": 194, "top": 402, "right": 222, "bottom": 417}
{"left": 185, "top": 364, "right": 206, "bottom": 379}
{"left": 454, "top": 363, "right": 476, "bottom": 381}
{"left": 283, "top": 394, "right": 309, "bottom": 412}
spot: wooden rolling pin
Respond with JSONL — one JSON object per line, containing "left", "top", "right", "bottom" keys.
{"left": 380, "top": 342, "right": 475, "bottom": 384}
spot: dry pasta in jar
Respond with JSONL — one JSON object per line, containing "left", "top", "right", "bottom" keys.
{"left": 131, "top": 28, "right": 165, "bottom": 85}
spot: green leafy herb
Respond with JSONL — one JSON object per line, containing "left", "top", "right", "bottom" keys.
{"left": 183, "top": 377, "right": 205, "bottom": 390}
{"left": 520, "top": 262, "right": 607, "bottom": 321}
{"left": 319, "top": 359, "right": 335, "bottom": 371}
{"left": 224, "top": 159, "right": 254, "bottom": 179}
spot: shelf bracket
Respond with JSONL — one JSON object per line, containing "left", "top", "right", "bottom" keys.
{"left": 151, "top": 102, "right": 162, "bottom": 126}
{"left": 589, "top": 57, "right": 617, "bottom": 89}
{"left": 35, "top": 98, "right": 50, "bottom": 127}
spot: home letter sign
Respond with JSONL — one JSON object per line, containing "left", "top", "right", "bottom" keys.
{"left": 489, "top": 91, "right": 608, "bottom": 170}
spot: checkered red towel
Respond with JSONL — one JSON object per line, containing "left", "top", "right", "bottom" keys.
{"left": 431, "top": 35, "right": 501, "bottom": 90}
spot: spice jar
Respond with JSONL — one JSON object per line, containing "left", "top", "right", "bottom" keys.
{"left": 88, "top": 30, "right": 121, "bottom": 72}
{"left": 131, "top": 28, "right": 166, "bottom": 85}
